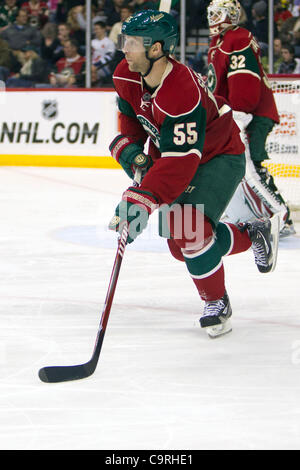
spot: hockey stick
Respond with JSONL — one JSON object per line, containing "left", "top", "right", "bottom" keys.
{"left": 39, "top": 1, "right": 172, "bottom": 383}
{"left": 159, "top": 0, "right": 172, "bottom": 12}
{"left": 38, "top": 222, "right": 129, "bottom": 383}
{"left": 38, "top": 169, "right": 142, "bottom": 383}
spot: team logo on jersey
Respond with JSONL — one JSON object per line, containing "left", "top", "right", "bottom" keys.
{"left": 42, "top": 100, "right": 58, "bottom": 120}
{"left": 134, "top": 153, "right": 147, "bottom": 166}
{"left": 140, "top": 92, "right": 151, "bottom": 111}
{"left": 207, "top": 63, "right": 217, "bottom": 93}
{"left": 150, "top": 13, "right": 164, "bottom": 22}
{"left": 137, "top": 115, "right": 160, "bottom": 148}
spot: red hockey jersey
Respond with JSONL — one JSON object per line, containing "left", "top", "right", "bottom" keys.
{"left": 113, "top": 57, "right": 244, "bottom": 205}
{"left": 207, "top": 26, "right": 279, "bottom": 122}
{"left": 55, "top": 55, "right": 85, "bottom": 74}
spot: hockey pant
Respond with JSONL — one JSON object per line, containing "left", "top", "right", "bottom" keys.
{"left": 167, "top": 206, "right": 251, "bottom": 301}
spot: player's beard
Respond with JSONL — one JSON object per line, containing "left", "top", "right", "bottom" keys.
{"left": 125, "top": 53, "right": 149, "bottom": 75}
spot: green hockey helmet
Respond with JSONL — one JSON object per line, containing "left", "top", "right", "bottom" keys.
{"left": 118, "top": 10, "right": 178, "bottom": 55}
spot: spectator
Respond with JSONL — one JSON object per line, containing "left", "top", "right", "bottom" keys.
{"left": 278, "top": 42, "right": 300, "bottom": 72}
{"left": 0, "top": 8, "right": 42, "bottom": 52}
{"left": 292, "top": 0, "right": 300, "bottom": 16}
{"left": 92, "top": 21, "right": 115, "bottom": 61}
{"left": 41, "top": 22, "right": 70, "bottom": 64}
{"left": 0, "top": 36, "right": 21, "bottom": 81}
{"left": 40, "top": 21, "right": 59, "bottom": 63}
{"left": 251, "top": 1, "right": 269, "bottom": 54}
{"left": 55, "top": 0, "right": 88, "bottom": 24}
{"left": 66, "top": 5, "right": 86, "bottom": 46}
{"left": 274, "top": 0, "right": 293, "bottom": 31}
{"left": 92, "top": 20, "right": 115, "bottom": 84}
{"left": 103, "top": 0, "right": 124, "bottom": 29}
{"left": 74, "top": 3, "right": 107, "bottom": 30}
{"left": 109, "top": 4, "right": 133, "bottom": 46}
{"left": 0, "top": 37, "right": 12, "bottom": 77}
{"left": 239, "top": 0, "right": 254, "bottom": 30}
{"left": 94, "top": 0, "right": 107, "bottom": 20}
{"left": 108, "top": 4, "right": 134, "bottom": 75}
{"left": 57, "top": 22, "right": 71, "bottom": 41}
{"left": 49, "top": 38, "right": 85, "bottom": 87}
{"left": 6, "top": 43, "right": 49, "bottom": 87}
{"left": 274, "top": 37, "right": 283, "bottom": 64}
{"left": 279, "top": 15, "right": 298, "bottom": 43}
{"left": 261, "top": 37, "right": 283, "bottom": 72}
{"left": 133, "top": 0, "right": 158, "bottom": 12}
{"left": 48, "top": 0, "right": 60, "bottom": 22}
{"left": 292, "top": 15, "right": 300, "bottom": 55}
{"left": 0, "top": 0, "right": 19, "bottom": 32}
{"left": 21, "top": 0, "right": 49, "bottom": 28}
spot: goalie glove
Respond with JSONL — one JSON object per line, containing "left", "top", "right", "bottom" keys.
{"left": 109, "top": 134, "right": 153, "bottom": 179}
{"left": 108, "top": 187, "right": 158, "bottom": 244}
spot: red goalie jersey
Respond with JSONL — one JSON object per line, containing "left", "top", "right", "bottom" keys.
{"left": 113, "top": 57, "right": 244, "bottom": 205}
{"left": 207, "top": 26, "right": 279, "bottom": 123}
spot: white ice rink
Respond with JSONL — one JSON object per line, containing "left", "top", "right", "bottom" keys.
{"left": 1, "top": 165, "right": 300, "bottom": 450}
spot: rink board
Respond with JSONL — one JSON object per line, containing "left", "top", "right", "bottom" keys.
{"left": 0, "top": 89, "right": 121, "bottom": 168}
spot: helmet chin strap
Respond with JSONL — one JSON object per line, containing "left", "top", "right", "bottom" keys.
{"left": 140, "top": 50, "right": 166, "bottom": 78}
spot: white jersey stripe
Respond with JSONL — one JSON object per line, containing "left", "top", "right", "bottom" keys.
{"left": 161, "top": 149, "right": 202, "bottom": 159}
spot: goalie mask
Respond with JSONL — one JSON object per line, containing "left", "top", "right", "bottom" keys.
{"left": 207, "top": 0, "right": 241, "bottom": 36}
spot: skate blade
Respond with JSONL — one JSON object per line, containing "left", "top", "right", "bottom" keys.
{"left": 269, "top": 213, "right": 280, "bottom": 272}
{"left": 206, "top": 320, "right": 232, "bottom": 339}
{"left": 279, "top": 224, "right": 296, "bottom": 239}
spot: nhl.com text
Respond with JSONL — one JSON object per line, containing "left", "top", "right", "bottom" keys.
{"left": 0, "top": 121, "right": 99, "bottom": 145}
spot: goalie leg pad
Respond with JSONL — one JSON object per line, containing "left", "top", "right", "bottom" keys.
{"left": 223, "top": 148, "right": 288, "bottom": 230}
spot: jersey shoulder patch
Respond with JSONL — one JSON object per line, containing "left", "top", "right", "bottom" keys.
{"left": 154, "top": 60, "right": 201, "bottom": 118}
{"left": 220, "top": 27, "right": 253, "bottom": 54}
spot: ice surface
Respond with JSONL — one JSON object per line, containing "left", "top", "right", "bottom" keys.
{"left": 0, "top": 166, "right": 300, "bottom": 450}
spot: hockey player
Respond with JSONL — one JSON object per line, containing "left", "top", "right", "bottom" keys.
{"left": 206, "top": 0, "right": 295, "bottom": 237}
{"left": 108, "top": 9, "right": 279, "bottom": 338}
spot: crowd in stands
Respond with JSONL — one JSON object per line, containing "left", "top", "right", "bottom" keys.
{"left": 0, "top": 0, "right": 299, "bottom": 89}
{"left": 0, "top": 0, "right": 157, "bottom": 88}
{"left": 188, "top": 0, "right": 300, "bottom": 74}
{"left": 243, "top": 0, "right": 300, "bottom": 73}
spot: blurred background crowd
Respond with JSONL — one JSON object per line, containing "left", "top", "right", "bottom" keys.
{"left": 0, "top": 0, "right": 300, "bottom": 88}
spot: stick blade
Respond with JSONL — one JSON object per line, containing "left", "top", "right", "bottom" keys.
{"left": 38, "top": 362, "right": 95, "bottom": 383}
{"left": 38, "top": 330, "right": 104, "bottom": 383}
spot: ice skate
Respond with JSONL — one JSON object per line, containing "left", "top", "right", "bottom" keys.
{"left": 246, "top": 214, "right": 280, "bottom": 273}
{"left": 280, "top": 220, "right": 296, "bottom": 238}
{"left": 256, "top": 165, "right": 295, "bottom": 239}
{"left": 199, "top": 291, "right": 232, "bottom": 338}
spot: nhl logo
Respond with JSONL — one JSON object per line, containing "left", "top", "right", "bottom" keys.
{"left": 42, "top": 100, "right": 58, "bottom": 120}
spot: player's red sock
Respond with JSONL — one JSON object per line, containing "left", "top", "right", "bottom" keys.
{"left": 191, "top": 263, "right": 225, "bottom": 301}
{"left": 216, "top": 222, "right": 252, "bottom": 255}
